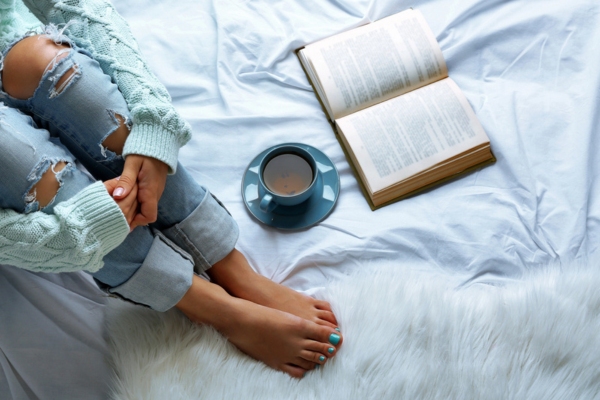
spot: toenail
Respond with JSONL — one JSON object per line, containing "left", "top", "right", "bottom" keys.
{"left": 335, "top": 327, "right": 341, "bottom": 332}
{"left": 329, "top": 333, "right": 340, "bottom": 345}
{"left": 328, "top": 347, "right": 334, "bottom": 354}
{"left": 319, "top": 355, "right": 325, "bottom": 362}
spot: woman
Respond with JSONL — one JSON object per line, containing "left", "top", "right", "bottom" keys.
{"left": 0, "top": 0, "right": 342, "bottom": 379}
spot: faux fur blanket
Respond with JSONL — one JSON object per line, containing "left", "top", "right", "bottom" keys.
{"left": 106, "top": 261, "right": 600, "bottom": 399}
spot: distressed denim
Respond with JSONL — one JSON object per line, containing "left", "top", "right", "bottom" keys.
{"left": 0, "top": 31, "right": 239, "bottom": 311}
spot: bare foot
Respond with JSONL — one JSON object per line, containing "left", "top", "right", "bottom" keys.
{"left": 208, "top": 249, "right": 340, "bottom": 330}
{"left": 176, "top": 275, "right": 342, "bottom": 377}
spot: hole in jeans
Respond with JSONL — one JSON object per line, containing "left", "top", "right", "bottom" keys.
{"left": 101, "top": 113, "right": 131, "bottom": 156}
{"left": 26, "top": 161, "right": 68, "bottom": 210}
{"left": 46, "top": 49, "right": 81, "bottom": 98}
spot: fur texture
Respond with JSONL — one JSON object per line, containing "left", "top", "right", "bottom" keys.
{"left": 106, "top": 261, "right": 600, "bottom": 399}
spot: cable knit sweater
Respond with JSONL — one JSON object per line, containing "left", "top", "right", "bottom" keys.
{"left": 0, "top": 0, "right": 193, "bottom": 273}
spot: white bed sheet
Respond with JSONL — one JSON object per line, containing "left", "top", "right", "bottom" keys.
{"left": 2, "top": 0, "right": 599, "bottom": 397}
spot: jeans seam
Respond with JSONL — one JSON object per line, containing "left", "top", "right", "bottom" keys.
{"left": 170, "top": 226, "right": 211, "bottom": 272}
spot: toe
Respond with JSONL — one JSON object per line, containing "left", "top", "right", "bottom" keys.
{"left": 306, "top": 340, "right": 336, "bottom": 358}
{"left": 309, "top": 324, "right": 343, "bottom": 349}
{"left": 293, "top": 357, "right": 318, "bottom": 370}
{"left": 314, "top": 301, "right": 338, "bottom": 325}
{"left": 327, "top": 331, "right": 342, "bottom": 347}
{"left": 314, "top": 299, "right": 333, "bottom": 312}
{"left": 300, "top": 349, "right": 328, "bottom": 365}
{"left": 317, "top": 309, "right": 338, "bottom": 326}
{"left": 280, "top": 364, "right": 306, "bottom": 379}
{"left": 313, "top": 317, "right": 337, "bottom": 330}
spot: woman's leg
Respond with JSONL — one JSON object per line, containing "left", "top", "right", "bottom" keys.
{"left": 2, "top": 35, "right": 235, "bottom": 272}
{"left": 1, "top": 36, "right": 192, "bottom": 312}
{"left": 0, "top": 106, "right": 340, "bottom": 377}
{"left": 1, "top": 34, "right": 342, "bottom": 376}
{"left": 2, "top": 34, "right": 339, "bottom": 324}
{"left": 0, "top": 104, "right": 89, "bottom": 214}
{"left": 0, "top": 98, "right": 189, "bottom": 312}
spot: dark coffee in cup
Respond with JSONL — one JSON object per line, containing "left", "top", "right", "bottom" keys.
{"left": 263, "top": 153, "right": 313, "bottom": 196}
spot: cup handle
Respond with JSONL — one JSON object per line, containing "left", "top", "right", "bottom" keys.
{"left": 259, "top": 193, "right": 277, "bottom": 213}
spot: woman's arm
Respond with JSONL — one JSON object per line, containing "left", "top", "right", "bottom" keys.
{"left": 0, "top": 181, "right": 129, "bottom": 273}
{"left": 22, "top": 0, "right": 192, "bottom": 174}
{"left": 23, "top": 0, "right": 195, "bottom": 225}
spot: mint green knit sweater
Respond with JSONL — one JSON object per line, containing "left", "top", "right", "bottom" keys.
{"left": 0, "top": 0, "right": 192, "bottom": 273}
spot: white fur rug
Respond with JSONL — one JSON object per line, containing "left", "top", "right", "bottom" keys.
{"left": 106, "top": 261, "right": 600, "bottom": 399}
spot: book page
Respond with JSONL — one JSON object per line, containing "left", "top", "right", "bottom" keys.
{"left": 298, "top": 50, "right": 336, "bottom": 120}
{"left": 336, "top": 78, "right": 489, "bottom": 193}
{"left": 302, "top": 9, "right": 447, "bottom": 120}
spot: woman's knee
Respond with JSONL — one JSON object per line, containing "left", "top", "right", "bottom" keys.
{"left": 2, "top": 35, "right": 130, "bottom": 154}
{"left": 2, "top": 35, "right": 73, "bottom": 100}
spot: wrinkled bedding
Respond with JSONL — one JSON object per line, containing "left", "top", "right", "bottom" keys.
{"left": 1, "top": 0, "right": 599, "bottom": 397}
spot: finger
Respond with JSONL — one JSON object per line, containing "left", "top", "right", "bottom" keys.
{"left": 128, "top": 198, "right": 143, "bottom": 230}
{"left": 129, "top": 217, "right": 144, "bottom": 232}
{"left": 103, "top": 177, "right": 120, "bottom": 194}
{"left": 131, "top": 210, "right": 153, "bottom": 227}
{"left": 114, "top": 157, "right": 143, "bottom": 199}
{"left": 134, "top": 195, "right": 158, "bottom": 225}
{"left": 114, "top": 172, "right": 136, "bottom": 199}
{"left": 138, "top": 158, "right": 167, "bottom": 221}
{"left": 118, "top": 187, "right": 139, "bottom": 228}
{"left": 125, "top": 207, "right": 137, "bottom": 229}
{"left": 116, "top": 200, "right": 136, "bottom": 228}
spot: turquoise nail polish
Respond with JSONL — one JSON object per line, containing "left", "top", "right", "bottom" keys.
{"left": 315, "top": 364, "right": 320, "bottom": 369}
{"left": 319, "top": 355, "right": 325, "bottom": 362}
{"left": 328, "top": 347, "right": 334, "bottom": 354}
{"left": 335, "top": 327, "right": 341, "bottom": 332}
{"left": 329, "top": 333, "right": 340, "bottom": 345}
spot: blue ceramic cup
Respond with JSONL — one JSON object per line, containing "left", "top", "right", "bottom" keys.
{"left": 258, "top": 144, "right": 318, "bottom": 212}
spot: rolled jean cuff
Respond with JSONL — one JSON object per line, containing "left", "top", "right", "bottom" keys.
{"left": 164, "top": 189, "right": 239, "bottom": 274}
{"left": 107, "top": 232, "right": 194, "bottom": 312}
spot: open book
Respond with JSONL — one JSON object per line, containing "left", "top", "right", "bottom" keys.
{"left": 297, "top": 9, "right": 494, "bottom": 209}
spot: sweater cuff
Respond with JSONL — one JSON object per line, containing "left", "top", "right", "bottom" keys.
{"left": 59, "top": 181, "right": 130, "bottom": 257}
{"left": 122, "top": 123, "right": 182, "bottom": 174}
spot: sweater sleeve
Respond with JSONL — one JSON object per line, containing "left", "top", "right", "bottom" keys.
{"left": 22, "top": 0, "right": 192, "bottom": 173}
{"left": 0, "top": 181, "right": 129, "bottom": 273}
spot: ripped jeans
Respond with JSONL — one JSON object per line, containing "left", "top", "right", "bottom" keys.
{"left": 0, "top": 38, "right": 238, "bottom": 311}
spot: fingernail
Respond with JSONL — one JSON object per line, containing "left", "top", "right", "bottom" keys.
{"left": 114, "top": 187, "right": 124, "bottom": 197}
{"left": 315, "top": 364, "right": 320, "bottom": 370}
{"left": 303, "top": 371, "right": 307, "bottom": 377}
{"left": 335, "top": 327, "right": 341, "bottom": 332}
{"left": 328, "top": 347, "right": 334, "bottom": 354}
{"left": 329, "top": 333, "right": 340, "bottom": 345}
{"left": 319, "top": 355, "right": 325, "bottom": 362}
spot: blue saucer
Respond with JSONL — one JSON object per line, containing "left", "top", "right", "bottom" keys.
{"left": 242, "top": 143, "right": 340, "bottom": 230}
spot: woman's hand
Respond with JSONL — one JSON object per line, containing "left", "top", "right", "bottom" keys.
{"left": 104, "top": 177, "right": 139, "bottom": 230}
{"left": 111, "top": 155, "right": 168, "bottom": 227}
